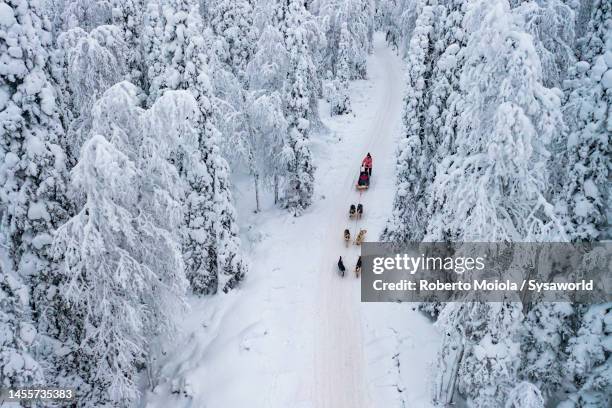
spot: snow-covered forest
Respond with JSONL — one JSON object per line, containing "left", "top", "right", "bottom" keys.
{"left": 0, "top": 0, "right": 609, "bottom": 406}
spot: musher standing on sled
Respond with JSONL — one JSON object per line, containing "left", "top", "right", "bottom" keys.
{"left": 362, "top": 153, "right": 373, "bottom": 176}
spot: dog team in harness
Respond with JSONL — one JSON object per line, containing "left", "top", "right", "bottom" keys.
{"left": 338, "top": 153, "right": 372, "bottom": 278}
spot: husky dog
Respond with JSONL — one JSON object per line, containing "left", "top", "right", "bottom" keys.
{"left": 338, "top": 256, "right": 346, "bottom": 277}
{"left": 354, "top": 229, "right": 367, "bottom": 245}
{"left": 349, "top": 204, "right": 356, "bottom": 219}
{"left": 356, "top": 203, "right": 363, "bottom": 219}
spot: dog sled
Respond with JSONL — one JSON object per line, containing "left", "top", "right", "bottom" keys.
{"left": 356, "top": 169, "right": 370, "bottom": 190}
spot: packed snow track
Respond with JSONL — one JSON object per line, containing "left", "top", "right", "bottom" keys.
{"left": 144, "top": 33, "right": 440, "bottom": 408}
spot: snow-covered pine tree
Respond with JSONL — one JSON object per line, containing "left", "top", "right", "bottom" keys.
{"left": 209, "top": 0, "right": 258, "bottom": 83}
{"left": 247, "top": 25, "right": 289, "bottom": 92}
{"left": 330, "top": 22, "right": 352, "bottom": 115}
{"left": 53, "top": 25, "right": 128, "bottom": 164}
{"left": 52, "top": 134, "right": 180, "bottom": 406}
{"left": 281, "top": 0, "right": 318, "bottom": 214}
{"left": 519, "top": 302, "right": 575, "bottom": 397}
{"left": 142, "top": 0, "right": 163, "bottom": 93}
{"left": 0, "top": 0, "right": 70, "bottom": 279}
{"left": 51, "top": 83, "right": 187, "bottom": 405}
{"left": 508, "top": 0, "right": 577, "bottom": 207}
{"left": 433, "top": 301, "right": 524, "bottom": 407}
{"left": 375, "top": 0, "right": 419, "bottom": 55}
{"left": 0, "top": 267, "right": 44, "bottom": 389}
{"left": 0, "top": 0, "right": 72, "bottom": 386}
{"left": 317, "top": 0, "right": 372, "bottom": 80}
{"left": 427, "top": 1, "right": 571, "bottom": 406}
{"left": 276, "top": 0, "right": 325, "bottom": 127}
{"left": 559, "top": 0, "right": 610, "bottom": 242}
{"left": 564, "top": 303, "right": 612, "bottom": 407}
{"left": 420, "top": 0, "right": 467, "bottom": 240}
{"left": 145, "top": 0, "right": 246, "bottom": 293}
{"left": 424, "top": 0, "right": 566, "bottom": 242}
{"left": 109, "top": 0, "right": 145, "bottom": 85}
{"left": 381, "top": 2, "right": 438, "bottom": 243}
{"left": 505, "top": 382, "right": 545, "bottom": 408}
{"left": 513, "top": 0, "right": 576, "bottom": 88}
{"left": 347, "top": 0, "right": 373, "bottom": 78}
{"left": 282, "top": 56, "right": 316, "bottom": 214}
{"left": 58, "top": 0, "right": 112, "bottom": 32}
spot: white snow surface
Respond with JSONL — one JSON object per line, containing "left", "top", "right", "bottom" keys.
{"left": 142, "top": 34, "right": 440, "bottom": 408}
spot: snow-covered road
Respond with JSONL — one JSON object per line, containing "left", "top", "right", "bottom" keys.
{"left": 143, "top": 33, "right": 440, "bottom": 408}
{"left": 312, "top": 33, "right": 406, "bottom": 408}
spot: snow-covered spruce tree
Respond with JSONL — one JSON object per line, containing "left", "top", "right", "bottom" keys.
{"left": 559, "top": 0, "right": 610, "bottom": 242}
{"left": 519, "top": 302, "right": 575, "bottom": 397}
{"left": 0, "top": 0, "right": 70, "bottom": 278}
{"left": 58, "top": 0, "right": 112, "bottom": 32}
{"left": 564, "top": 303, "right": 611, "bottom": 407}
{"left": 51, "top": 83, "right": 187, "bottom": 406}
{"left": 282, "top": 56, "right": 316, "bottom": 214}
{"left": 432, "top": 301, "right": 524, "bottom": 407}
{"left": 145, "top": 0, "right": 246, "bottom": 293}
{"left": 109, "top": 0, "right": 145, "bottom": 85}
{"left": 424, "top": 0, "right": 468, "bottom": 227}
{"left": 142, "top": 0, "right": 163, "bottom": 93}
{"left": 375, "top": 0, "right": 419, "bottom": 55}
{"left": 381, "top": 2, "right": 438, "bottom": 243}
{"left": 53, "top": 25, "right": 128, "bottom": 164}
{"left": 505, "top": 382, "right": 545, "bottom": 408}
{"left": 0, "top": 0, "right": 72, "bottom": 384}
{"left": 317, "top": 0, "right": 372, "bottom": 80}
{"left": 329, "top": 22, "right": 352, "bottom": 115}
{"left": 424, "top": 0, "right": 567, "bottom": 242}
{"left": 429, "top": 1, "right": 570, "bottom": 406}
{"left": 347, "top": 0, "right": 373, "bottom": 78}
{"left": 0, "top": 268, "right": 44, "bottom": 389}
{"left": 513, "top": 0, "right": 576, "bottom": 88}
{"left": 209, "top": 0, "right": 258, "bottom": 83}
{"left": 247, "top": 25, "right": 289, "bottom": 92}
{"left": 276, "top": 0, "right": 325, "bottom": 129}
{"left": 280, "top": 0, "right": 319, "bottom": 215}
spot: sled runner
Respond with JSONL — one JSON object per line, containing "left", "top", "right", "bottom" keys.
{"left": 354, "top": 229, "right": 367, "bottom": 245}
{"left": 344, "top": 229, "right": 351, "bottom": 247}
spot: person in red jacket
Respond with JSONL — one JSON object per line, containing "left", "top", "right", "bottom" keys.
{"left": 362, "top": 153, "right": 373, "bottom": 176}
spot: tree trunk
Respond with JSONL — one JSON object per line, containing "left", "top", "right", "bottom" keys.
{"left": 446, "top": 343, "right": 464, "bottom": 406}
{"left": 274, "top": 174, "right": 279, "bottom": 204}
{"left": 254, "top": 173, "right": 260, "bottom": 213}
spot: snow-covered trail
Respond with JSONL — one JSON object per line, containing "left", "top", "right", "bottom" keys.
{"left": 143, "top": 33, "right": 440, "bottom": 408}
{"left": 312, "top": 34, "right": 405, "bottom": 408}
